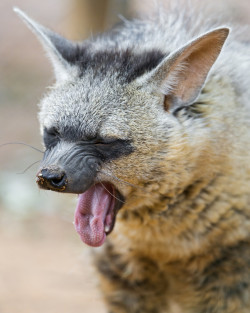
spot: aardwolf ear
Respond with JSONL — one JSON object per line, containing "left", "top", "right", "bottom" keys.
{"left": 14, "top": 8, "right": 78, "bottom": 82}
{"left": 141, "top": 28, "right": 229, "bottom": 110}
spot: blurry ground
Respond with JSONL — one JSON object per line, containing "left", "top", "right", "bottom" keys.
{"left": 0, "top": 0, "right": 250, "bottom": 312}
{"left": 0, "top": 215, "right": 105, "bottom": 313}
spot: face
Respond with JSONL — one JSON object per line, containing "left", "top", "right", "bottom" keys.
{"left": 36, "top": 67, "right": 189, "bottom": 247}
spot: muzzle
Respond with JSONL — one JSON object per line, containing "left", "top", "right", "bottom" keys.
{"left": 36, "top": 142, "right": 102, "bottom": 194}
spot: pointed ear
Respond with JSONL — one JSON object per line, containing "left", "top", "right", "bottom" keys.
{"left": 141, "top": 28, "right": 229, "bottom": 111}
{"left": 14, "top": 8, "right": 78, "bottom": 82}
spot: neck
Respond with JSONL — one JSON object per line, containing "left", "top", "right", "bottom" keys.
{"left": 114, "top": 173, "right": 249, "bottom": 262}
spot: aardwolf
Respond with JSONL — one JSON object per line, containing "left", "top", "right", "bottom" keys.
{"left": 15, "top": 4, "right": 250, "bottom": 312}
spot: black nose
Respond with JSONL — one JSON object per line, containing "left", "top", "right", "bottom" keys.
{"left": 36, "top": 168, "right": 67, "bottom": 191}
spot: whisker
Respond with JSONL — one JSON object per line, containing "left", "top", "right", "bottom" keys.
{"left": 0, "top": 142, "right": 44, "bottom": 153}
{"left": 97, "top": 179, "right": 125, "bottom": 204}
{"left": 17, "top": 160, "right": 41, "bottom": 175}
{"left": 101, "top": 170, "right": 143, "bottom": 190}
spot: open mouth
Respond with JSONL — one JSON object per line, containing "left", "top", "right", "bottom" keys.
{"left": 74, "top": 182, "right": 124, "bottom": 247}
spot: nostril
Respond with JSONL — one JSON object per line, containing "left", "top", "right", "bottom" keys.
{"left": 49, "top": 175, "right": 66, "bottom": 188}
{"left": 38, "top": 168, "right": 67, "bottom": 191}
{"left": 50, "top": 176, "right": 64, "bottom": 186}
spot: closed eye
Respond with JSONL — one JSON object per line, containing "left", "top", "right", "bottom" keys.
{"left": 79, "top": 136, "right": 119, "bottom": 145}
{"left": 93, "top": 138, "right": 118, "bottom": 145}
{"left": 77, "top": 138, "right": 133, "bottom": 162}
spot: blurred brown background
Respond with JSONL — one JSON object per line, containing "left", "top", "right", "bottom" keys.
{"left": 0, "top": 0, "right": 249, "bottom": 312}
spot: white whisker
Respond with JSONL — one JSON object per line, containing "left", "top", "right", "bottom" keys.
{"left": 97, "top": 179, "right": 125, "bottom": 204}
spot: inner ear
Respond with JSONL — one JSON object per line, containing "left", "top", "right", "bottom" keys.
{"left": 164, "top": 29, "right": 229, "bottom": 107}
{"left": 141, "top": 27, "right": 229, "bottom": 111}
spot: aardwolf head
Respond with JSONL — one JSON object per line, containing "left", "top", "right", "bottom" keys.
{"left": 15, "top": 8, "right": 229, "bottom": 247}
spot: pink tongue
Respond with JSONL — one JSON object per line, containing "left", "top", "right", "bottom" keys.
{"left": 74, "top": 183, "right": 113, "bottom": 247}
